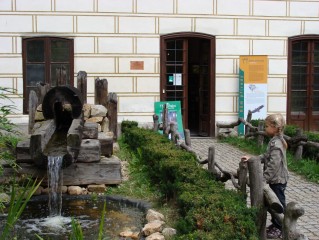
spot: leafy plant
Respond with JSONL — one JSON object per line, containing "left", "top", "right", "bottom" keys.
{"left": 0, "top": 87, "right": 18, "bottom": 134}
{"left": 98, "top": 201, "right": 106, "bottom": 240}
{"left": 69, "top": 218, "right": 84, "bottom": 240}
{"left": 0, "top": 87, "right": 21, "bottom": 173}
{"left": 0, "top": 177, "right": 42, "bottom": 240}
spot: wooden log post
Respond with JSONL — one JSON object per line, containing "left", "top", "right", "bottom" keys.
{"left": 95, "top": 78, "right": 108, "bottom": 108}
{"left": 28, "top": 90, "right": 38, "bottom": 134}
{"left": 36, "top": 83, "right": 50, "bottom": 105}
{"left": 294, "top": 128, "right": 304, "bottom": 160}
{"left": 30, "top": 120, "right": 56, "bottom": 167}
{"left": 248, "top": 157, "right": 267, "bottom": 240}
{"left": 169, "top": 122, "right": 179, "bottom": 144}
{"left": 77, "top": 71, "right": 87, "bottom": 103}
{"left": 153, "top": 114, "right": 159, "bottom": 131}
{"left": 238, "top": 161, "right": 248, "bottom": 198}
{"left": 107, "top": 92, "right": 118, "bottom": 140}
{"left": 216, "top": 118, "right": 258, "bottom": 136}
{"left": 162, "top": 104, "right": 169, "bottom": 137}
{"left": 257, "top": 121, "right": 264, "bottom": 147}
{"left": 207, "top": 146, "right": 218, "bottom": 176}
{"left": 245, "top": 110, "right": 252, "bottom": 135}
{"left": 184, "top": 129, "right": 191, "bottom": 147}
{"left": 67, "top": 118, "right": 84, "bottom": 162}
{"left": 263, "top": 184, "right": 284, "bottom": 213}
{"left": 282, "top": 202, "right": 308, "bottom": 240}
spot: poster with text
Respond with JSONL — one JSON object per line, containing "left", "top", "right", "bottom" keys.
{"left": 238, "top": 55, "right": 268, "bottom": 135}
{"left": 154, "top": 101, "right": 184, "bottom": 140}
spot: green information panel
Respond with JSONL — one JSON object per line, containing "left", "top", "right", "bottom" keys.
{"left": 238, "top": 69, "right": 245, "bottom": 135}
{"left": 154, "top": 101, "right": 184, "bottom": 140}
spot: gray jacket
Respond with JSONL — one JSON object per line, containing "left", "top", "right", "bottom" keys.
{"left": 259, "top": 136, "right": 289, "bottom": 184}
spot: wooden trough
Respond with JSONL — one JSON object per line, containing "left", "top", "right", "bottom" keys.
{"left": 1, "top": 80, "right": 121, "bottom": 187}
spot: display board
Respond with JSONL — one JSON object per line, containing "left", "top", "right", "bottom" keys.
{"left": 238, "top": 55, "right": 268, "bottom": 135}
{"left": 154, "top": 101, "right": 184, "bottom": 140}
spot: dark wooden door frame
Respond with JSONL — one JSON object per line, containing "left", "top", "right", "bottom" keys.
{"left": 160, "top": 32, "right": 216, "bottom": 136}
{"left": 287, "top": 34, "right": 319, "bottom": 131}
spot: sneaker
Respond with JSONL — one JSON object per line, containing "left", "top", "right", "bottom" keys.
{"left": 267, "top": 226, "right": 282, "bottom": 239}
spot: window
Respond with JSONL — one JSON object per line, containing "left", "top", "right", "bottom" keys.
{"left": 23, "top": 37, "right": 74, "bottom": 113}
{"left": 288, "top": 35, "right": 319, "bottom": 131}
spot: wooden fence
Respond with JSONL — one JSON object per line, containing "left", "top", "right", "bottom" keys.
{"left": 153, "top": 106, "right": 309, "bottom": 240}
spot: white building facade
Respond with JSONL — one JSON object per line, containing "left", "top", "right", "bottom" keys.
{"left": 1, "top": 0, "right": 319, "bottom": 136}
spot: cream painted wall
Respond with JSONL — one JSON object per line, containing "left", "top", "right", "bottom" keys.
{"left": 0, "top": 0, "right": 318, "bottom": 131}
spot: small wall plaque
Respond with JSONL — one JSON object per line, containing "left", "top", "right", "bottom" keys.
{"left": 130, "top": 61, "right": 144, "bottom": 70}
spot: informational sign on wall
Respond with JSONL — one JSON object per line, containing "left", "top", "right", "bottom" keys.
{"left": 154, "top": 101, "right": 184, "bottom": 140}
{"left": 168, "top": 74, "right": 182, "bottom": 86}
{"left": 238, "top": 55, "right": 268, "bottom": 135}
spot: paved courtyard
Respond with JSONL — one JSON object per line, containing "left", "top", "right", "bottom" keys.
{"left": 191, "top": 137, "right": 319, "bottom": 240}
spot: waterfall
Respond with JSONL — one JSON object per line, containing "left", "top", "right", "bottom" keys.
{"left": 47, "top": 156, "right": 63, "bottom": 217}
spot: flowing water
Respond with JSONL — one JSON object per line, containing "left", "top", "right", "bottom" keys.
{"left": 12, "top": 196, "right": 146, "bottom": 239}
{"left": 1, "top": 155, "right": 146, "bottom": 239}
{"left": 48, "top": 156, "right": 63, "bottom": 217}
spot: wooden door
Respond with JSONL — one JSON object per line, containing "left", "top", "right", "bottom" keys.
{"left": 288, "top": 36, "right": 319, "bottom": 131}
{"left": 160, "top": 33, "right": 215, "bottom": 136}
{"left": 160, "top": 38, "right": 188, "bottom": 127}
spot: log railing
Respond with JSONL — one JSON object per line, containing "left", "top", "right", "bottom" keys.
{"left": 217, "top": 115, "right": 319, "bottom": 161}
{"left": 152, "top": 109, "right": 308, "bottom": 240}
{"left": 197, "top": 145, "right": 308, "bottom": 240}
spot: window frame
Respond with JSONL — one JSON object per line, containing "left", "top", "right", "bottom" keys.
{"left": 22, "top": 37, "right": 74, "bottom": 114}
{"left": 287, "top": 34, "right": 319, "bottom": 131}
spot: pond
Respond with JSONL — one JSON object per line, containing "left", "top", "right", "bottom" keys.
{"left": 1, "top": 195, "right": 149, "bottom": 240}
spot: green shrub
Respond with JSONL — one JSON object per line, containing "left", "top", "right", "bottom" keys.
{"left": 284, "top": 124, "right": 299, "bottom": 136}
{"left": 121, "top": 120, "right": 138, "bottom": 134}
{"left": 121, "top": 122, "right": 258, "bottom": 239}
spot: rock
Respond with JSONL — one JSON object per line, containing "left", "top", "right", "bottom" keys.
{"left": 87, "top": 184, "right": 106, "bottom": 193}
{"left": 83, "top": 104, "right": 91, "bottom": 118}
{"left": 0, "top": 193, "right": 10, "bottom": 203}
{"left": 101, "top": 117, "right": 109, "bottom": 132}
{"left": 86, "top": 117, "right": 103, "bottom": 123}
{"left": 113, "top": 142, "right": 120, "bottom": 154}
{"left": 83, "top": 122, "right": 98, "bottom": 139}
{"left": 81, "top": 188, "right": 89, "bottom": 195}
{"left": 62, "top": 186, "right": 68, "bottom": 194}
{"left": 146, "top": 209, "right": 165, "bottom": 222}
{"left": 142, "top": 220, "right": 165, "bottom": 236}
{"left": 34, "top": 111, "right": 45, "bottom": 121}
{"left": 119, "top": 230, "right": 140, "bottom": 239}
{"left": 98, "top": 132, "right": 113, "bottom": 157}
{"left": 68, "top": 186, "right": 82, "bottom": 195}
{"left": 36, "top": 104, "right": 42, "bottom": 111}
{"left": 162, "top": 227, "right": 177, "bottom": 239}
{"left": 145, "top": 232, "right": 165, "bottom": 240}
{"left": 91, "top": 105, "right": 107, "bottom": 117}
{"left": 77, "top": 139, "right": 101, "bottom": 162}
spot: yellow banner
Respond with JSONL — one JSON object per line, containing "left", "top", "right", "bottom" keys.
{"left": 240, "top": 55, "right": 268, "bottom": 84}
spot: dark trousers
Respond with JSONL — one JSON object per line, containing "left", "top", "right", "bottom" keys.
{"left": 269, "top": 183, "right": 287, "bottom": 230}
